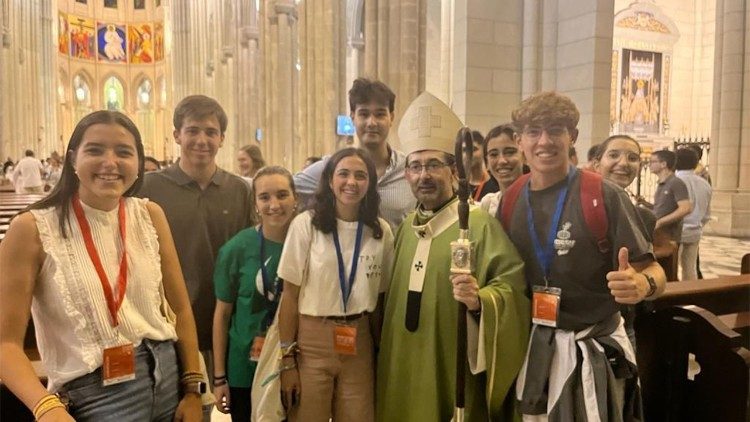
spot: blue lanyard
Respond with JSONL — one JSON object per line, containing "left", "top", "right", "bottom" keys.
{"left": 524, "top": 167, "right": 576, "bottom": 281}
{"left": 332, "top": 221, "right": 364, "bottom": 313}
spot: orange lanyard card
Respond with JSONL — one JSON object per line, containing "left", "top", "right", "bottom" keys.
{"left": 249, "top": 335, "right": 266, "bottom": 362}
{"left": 333, "top": 324, "right": 357, "bottom": 356}
{"left": 102, "top": 343, "right": 136, "bottom": 386}
{"left": 532, "top": 286, "right": 561, "bottom": 328}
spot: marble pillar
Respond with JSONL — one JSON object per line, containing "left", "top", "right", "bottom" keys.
{"left": 708, "top": 0, "right": 750, "bottom": 237}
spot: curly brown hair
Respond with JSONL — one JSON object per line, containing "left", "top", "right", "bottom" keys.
{"left": 511, "top": 91, "right": 580, "bottom": 133}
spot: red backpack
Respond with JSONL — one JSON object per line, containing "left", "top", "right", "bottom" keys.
{"left": 498, "top": 170, "right": 611, "bottom": 254}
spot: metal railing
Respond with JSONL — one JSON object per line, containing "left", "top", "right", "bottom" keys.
{"left": 630, "top": 136, "right": 710, "bottom": 205}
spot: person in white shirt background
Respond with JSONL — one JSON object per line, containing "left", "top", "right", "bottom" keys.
{"left": 12, "top": 150, "right": 45, "bottom": 194}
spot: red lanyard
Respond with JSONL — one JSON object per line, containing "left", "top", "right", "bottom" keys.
{"left": 472, "top": 173, "right": 489, "bottom": 202}
{"left": 72, "top": 194, "right": 128, "bottom": 327}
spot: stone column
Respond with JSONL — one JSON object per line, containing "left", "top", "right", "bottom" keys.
{"left": 1, "top": 0, "right": 54, "bottom": 160}
{"left": 39, "top": 0, "right": 57, "bottom": 155}
{"left": 170, "top": 0, "right": 190, "bottom": 102}
{"left": 708, "top": 0, "right": 750, "bottom": 237}
{"left": 550, "top": 0, "right": 614, "bottom": 158}
{"left": 298, "top": 0, "right": 347, "bottom": 165}
{"left": 452, "top": 0, "right": 523, "bottom": 133}
{"left": 262, "top": 0, "right": 298, "bottom": 169}
{"left": 522, "top": 0, "right": 541, "bottom": 98}
{"left": 0, "top": 0, "right": 7, "bottom": 161}
{"left": 236, "top": 0, "right": 261, "bottom": 164}
{"left": 362, "top": 0, "right": 425, "bottom": 149}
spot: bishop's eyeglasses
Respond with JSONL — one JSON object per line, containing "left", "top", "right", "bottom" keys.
{"left": 406, "top": 160, "right": 450, "bottom": 175}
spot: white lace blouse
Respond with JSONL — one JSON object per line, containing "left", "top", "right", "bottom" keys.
{"left": 30, "top": 197, "right": 177, "bottom": 392}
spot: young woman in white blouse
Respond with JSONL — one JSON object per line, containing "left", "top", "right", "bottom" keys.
{"left": 277, "top": 148, "right": 394, "bottom": 422}
{"left": 0, "top": 111, "right": 203, "bottom": 421}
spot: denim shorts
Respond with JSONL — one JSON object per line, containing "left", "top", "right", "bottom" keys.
{"left": 58, "top": 339, "right": 179, "bottom": 422}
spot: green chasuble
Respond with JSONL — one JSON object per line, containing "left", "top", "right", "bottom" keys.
{"left": 377, "top": 199, "right": 530, "bottom": 421}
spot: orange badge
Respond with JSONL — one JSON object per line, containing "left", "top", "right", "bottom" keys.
{"left": 532, "top": 286, "right": 561, "bottom": 328}
{"left": 333, "top": 325, "right": 357, "bottom": 356}
{"left": 249, "top": 336, "right": 266, "bottom": 362}
{"left": 102, "top": 343, "right": 136, "bottom": 386}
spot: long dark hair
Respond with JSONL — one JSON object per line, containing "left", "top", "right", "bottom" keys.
{"left": 595, "top": 134, "right": 641, "bottom": 161}
{"left": 26, "top": 111, "right": 146, "bottom": 237}
{"left": 311, "top": 148, "right": 382, "bottom": 239}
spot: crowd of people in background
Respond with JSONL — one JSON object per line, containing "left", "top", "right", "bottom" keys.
{"left": 0, "top": 78, "right": 715, "bottom": 422}
{"left": 2, "top": 151, "right": 173, "bottom": 194}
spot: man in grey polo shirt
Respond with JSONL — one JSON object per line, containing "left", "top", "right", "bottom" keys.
{"left": 293, "top": 78, "right": 415, "bottom": 230}
{"left": 649, "top": 149, "right": 692, "bottom": 245}
{"left": 138, "top": 95, "right": 253, "bottom": 354}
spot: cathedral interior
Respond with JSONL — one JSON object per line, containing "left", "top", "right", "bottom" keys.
{"left": 0, "top": 0, "right": 748, "bottom": 237}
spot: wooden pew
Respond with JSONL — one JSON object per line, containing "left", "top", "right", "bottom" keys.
{"left": 0, "top": 193, "right": 41, "bottom": 243}
{"left": 637, "top": 275, "right": 750, "bottom": 422}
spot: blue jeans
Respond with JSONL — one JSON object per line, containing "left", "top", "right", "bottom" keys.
{"left": 59, "top": 339, "right": 179, "bottom": 422}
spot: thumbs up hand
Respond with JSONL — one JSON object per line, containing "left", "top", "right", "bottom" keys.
{"left": 606, "top": 247, "right": 648, "bottom": 304}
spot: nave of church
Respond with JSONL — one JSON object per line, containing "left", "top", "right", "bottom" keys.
{"left": 2, "top": 0, "right": 749, "bottom": 236}
{"left": 1, "top": 0, "right": 749, "bottom": 421}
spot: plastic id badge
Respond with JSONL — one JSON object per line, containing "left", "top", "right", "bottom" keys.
{"left": 102, "top": 343, "right": 136, "bottom": 386}
{"left": 249, "top": 335, "right": 266, "bottom": 362}
{"left": 532, "top": 286, "right": 562, "bottom": 328}
{"left": 333, "top": 324, "right": 357, "bottom": 356}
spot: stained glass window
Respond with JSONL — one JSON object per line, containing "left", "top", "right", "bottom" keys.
{"left": 103, "top": 76, "right": 124, "bottom": 110}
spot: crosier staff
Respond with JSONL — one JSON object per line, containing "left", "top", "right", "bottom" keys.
{"left": 451, "top": 127, "right": 474, "bottom": 422}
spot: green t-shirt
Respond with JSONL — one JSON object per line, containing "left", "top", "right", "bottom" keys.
{"left": 214, "top": 227, "right": 283, "bottom": 387}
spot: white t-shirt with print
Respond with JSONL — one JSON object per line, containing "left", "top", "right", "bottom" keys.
{"left": 278, "top": 211, "right": 394, "bottom": 317}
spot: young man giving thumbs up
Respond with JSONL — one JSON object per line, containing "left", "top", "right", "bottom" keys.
{"left": 498, "top": 92, "right": 666, "bottom": 421}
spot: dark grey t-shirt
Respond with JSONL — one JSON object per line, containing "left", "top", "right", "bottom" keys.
{"left": 653, "top": 173, "right": 689, "bottom": 243}
{"left": 503, "top": 170, "right": 653, "bottom": 331}
{"left": 137, "top": 164, "right": 253, "bottom": 349}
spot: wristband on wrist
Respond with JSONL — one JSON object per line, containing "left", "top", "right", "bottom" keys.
{"left": 279, "top": 341, "right": 299, "bottom": 360}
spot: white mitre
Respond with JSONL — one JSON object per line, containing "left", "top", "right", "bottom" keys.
{"left": 398, "top": 91, "right": 463, "bottom": 156}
